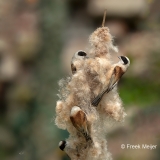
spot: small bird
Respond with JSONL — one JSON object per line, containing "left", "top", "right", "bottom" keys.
{"left": 59, "top": 140, "right": 66, "bottom": 151}
{"left": 70, "top": 106, "right": 92, "bottom": 141}
{"left": 71, "top": 50, "right": 88, "bottom": 74}
{"left": 92, "top": 56, "right": 130, "bottom": 107}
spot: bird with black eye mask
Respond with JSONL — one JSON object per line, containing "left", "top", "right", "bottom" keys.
{"left": 92, "top": 56, "right": 130, "bottom": 107}
{"left": 71, "top": 50, "right": 88, "bottom": 74}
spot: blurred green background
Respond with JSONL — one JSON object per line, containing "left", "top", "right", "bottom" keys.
{"left": 0, "top": 0, "right": 159, "bottom": 160}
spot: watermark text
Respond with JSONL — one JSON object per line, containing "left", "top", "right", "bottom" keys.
{"left": 121, "top": 144, "right": 157, "bottom": 150}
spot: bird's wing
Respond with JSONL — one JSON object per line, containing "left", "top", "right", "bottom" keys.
{"left": 92, "top": 66, "right": 124, "bottom": 107}
{"left": 70, "top": 107, "right": 91, "bottom": 141}
{"left": 107, "top": 66, "right": 124, "bottom": 91}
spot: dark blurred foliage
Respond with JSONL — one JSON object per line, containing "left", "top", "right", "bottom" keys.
{"left": 0, "top": 0, "right": 68, "bottom": 159}
{"left": 0, "top": 0, "right": 160, "bottom": 160}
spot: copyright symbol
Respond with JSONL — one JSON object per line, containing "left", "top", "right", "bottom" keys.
{"left": 121, "top": 144, "right": 125, "bottom": 149}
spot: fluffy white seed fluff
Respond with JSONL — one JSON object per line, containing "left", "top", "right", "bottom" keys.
{"left": 55, "top": 26, "right": 127, "bottom": 160}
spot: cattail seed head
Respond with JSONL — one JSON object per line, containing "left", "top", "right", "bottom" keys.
{"left": 89, "top": 27, "right": 118, "bottom": 57}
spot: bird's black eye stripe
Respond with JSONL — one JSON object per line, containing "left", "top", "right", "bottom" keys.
{"left": 121, "top": 56, "right": 128, "bottom": 65}
{"left": 59, "top": 141, "right": 66, "bottom": 151}
{"left": 78, "top": 51, "right": 87, "bottom": 56}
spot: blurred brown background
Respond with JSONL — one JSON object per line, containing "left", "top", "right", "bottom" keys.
{"left": 0, "top": 0, "right": 160, "bottom": 160}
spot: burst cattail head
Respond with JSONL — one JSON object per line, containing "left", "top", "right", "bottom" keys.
{"left": 89, "top": 27, "right": 111, "bottom": 47}
{"left": 55, "top": 10, "right": 126, "bottom": 160}
{"left": 90, "top": 27, "right": 111, "bottom": 44}
{"left": 89, "top": 10, "right": 118, "bottom": 57}
{"left": 89, "top": 27, "right": 118, "bottom": 57}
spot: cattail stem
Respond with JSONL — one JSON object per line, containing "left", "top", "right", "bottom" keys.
{"left": 102, "top": 10, "right": 107, "bottom": 27}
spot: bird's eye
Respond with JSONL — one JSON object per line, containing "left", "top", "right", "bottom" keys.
{"left": 120, "top": 56, "right": 128, "bottom": 65}
{"left": 78, "top": 51, "right": 87, "bottom": 56}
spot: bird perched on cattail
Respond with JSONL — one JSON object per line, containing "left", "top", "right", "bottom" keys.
{"left": 92, "top": 56, "right": 130, "bottom": 106}
{"left": 71, "top": 50, "right": 88, "bottom": 74}
{"left": 70, "top": 106, "right": 92, "bottom": 141}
